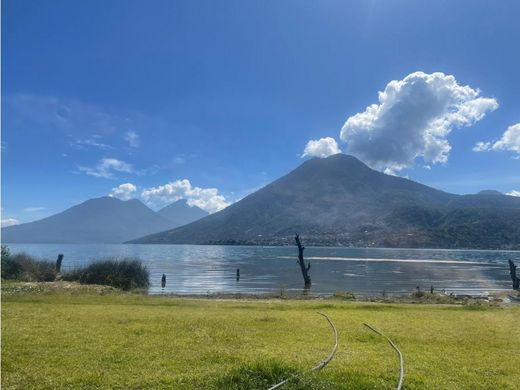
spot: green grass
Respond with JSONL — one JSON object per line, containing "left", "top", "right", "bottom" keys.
{"left": 2, "top": 287, "right": 519, "bottom": 389}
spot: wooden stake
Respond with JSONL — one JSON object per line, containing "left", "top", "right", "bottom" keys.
{"left": 295, "top": 235, "right": 311, "bottom": 287}
{"left": 508, "top": 260, "right": 519, "bottom": 290}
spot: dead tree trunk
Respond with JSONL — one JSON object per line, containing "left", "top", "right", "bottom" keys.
{"left": 295, "top": 235, "right": 311, "bottom": 287}
{"left": 508, "top": 260, "right": 519, "bottom": 290}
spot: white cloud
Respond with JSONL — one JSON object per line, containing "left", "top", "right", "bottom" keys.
{"left": 1, "top": 218, "right": 20, "bottom": 227}
{"left": 109, "top": 183, "right": 138, "bottom": 200}
{"left": 71, "top": 138, "right": 112, "bottom": 150}
{"left": 124, "top": 131, "right": 140, "bottom": 148}
{"left": 472, "top": 141, "right": 491, "bottom": 152}
{"left": 141, "top": 179, "right": 230, "bottom": 213}
{"left": 340, "top": 71, "right": 498, "bottom": 172}
{"left": 384, "top": 167, "right": 398, "bottom": 176}
{"left": 473, "top": 123, "right": 520, "bottom": 157}
{"left": 23, "top": 207, "right": 46, "bottom": 212}
{"left": 302, "top": 137, "right": 341, "bottom": 158}
{"left": 506, "top": 190, "right": 520, "bottom": 197}
{"left": 77, "top": 158, "right": 134, "bottom": 179}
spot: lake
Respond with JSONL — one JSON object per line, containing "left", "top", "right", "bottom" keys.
{"left": 5, "top": 243, "right": 519, "bottom": 296}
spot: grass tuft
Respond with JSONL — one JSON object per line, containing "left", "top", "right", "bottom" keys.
{"left": 63, "top": 257, "right": 149, "bottom": 290}
{"left": 210, "top": 360, "right": 298, "bottom": 389}
{"left": 1, "top": 248, "right": 56, "bottom": 282}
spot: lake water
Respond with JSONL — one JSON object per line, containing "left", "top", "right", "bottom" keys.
{"left": 5, "top": 243, "right": 519, "bottom": 296}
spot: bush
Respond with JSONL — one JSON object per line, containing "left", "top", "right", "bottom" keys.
{"left": 1, "top": 245, "right": 20, "bottom": 279}
{"left": 1, "top": 247, "right": 56, "bottom": 282}
{"left": 63, "top": 258, "right": 149, "bottom": 291}
{"left": 413, "top": 285, "right": 426, "bottom": 298}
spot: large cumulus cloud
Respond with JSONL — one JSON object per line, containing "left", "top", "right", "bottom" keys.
{"left": 340, "top": 71, "right": 498, "bottom": 173}
{"left": 141, "top": 179, "right": 229, "bottom": 213}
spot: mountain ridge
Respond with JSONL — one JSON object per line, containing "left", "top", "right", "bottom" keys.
{"left": 157, "top": 200, "right": 208, "bottom": 228}
{"left": 1, "top": 197, "right": 207, "bottom": 243}
{"left": 128, "top": 154, "right": 520, "bottom": 249}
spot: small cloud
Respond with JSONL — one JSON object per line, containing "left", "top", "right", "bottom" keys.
{"left": 472, "top": 141, "right": 492, "bottom": 152}
{"left": 23, "top": 207, "right": 47, "bottom": 212}
{"left": 302, "top": 137, "right": 342, "bottom": 158}
{"left": 109, "top": 183, "right": 138, "bottom": 200}
{"left": 70, "top": 138, "right": 112, "bottom": 150}
{"left": 473, "top": 123, "right": 520, "bottom": 157}
{"left": 141, "top": 179, "right": 230, "bottom": 213}
{"left": 124, "top": 131, "right": 140, "bottom": 148}
{"left": 506, "top": 190, "right": 520, "bottom": 197}
{"left": 384, "top": 167, "right": 398, "bottom": 176}
{"left": 77, "top": 158, "right": 134, "bottom": 179}
{"left": 340, "top": 71, "right": 498, "bottom": 173}
{"left": 1, "top": 218, "right": 20, "bottom": 227}
{"left": 173, "top": 156, "right": 186, "bottom": 164}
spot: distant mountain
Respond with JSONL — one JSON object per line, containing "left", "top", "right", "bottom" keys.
{"left": 129, "top": 154, "right": 520, "bottom": 249}
{"left": 1, "top": 197, "right": 173, "bottom": 243}
{"left": 157, "top": 200, "right": 208, "bottom": 228}
{"left": 477, "top": 190, "right": 503, "bottom": 196}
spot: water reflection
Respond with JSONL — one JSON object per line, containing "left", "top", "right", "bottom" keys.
{"left": 6, "top": 243, "right": 518, "bottom": 296}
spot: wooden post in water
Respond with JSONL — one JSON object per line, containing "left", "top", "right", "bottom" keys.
{"left": 161, "top": 273, "right": 166, "bottom": 289}
{"left": 236, "top": 268, "right": 240, "bottom": 282}
{"left": 508, "top": 260, "right": 519, "bottom": 290}
{"left": 295, "top": 235, "right": 311, "bottom": 287}
{"left": 55, "top": 254, "right": 64, "bottom": 273}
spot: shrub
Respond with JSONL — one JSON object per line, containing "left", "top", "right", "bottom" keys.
{"left": 1, "top": 248, "right": 56, "bottom": 282}
{"left": 63, "top": 258, "right": 149, "bottom": 290}
{"left": 1, "top": 245, "right": 20, "bottom": 280}
{"left": 413, "top": 285, "right": 426, "bottom": 298}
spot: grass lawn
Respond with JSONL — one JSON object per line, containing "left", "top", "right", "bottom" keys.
{"left": 2, "top": 285, "right": 519, "bottom": 389}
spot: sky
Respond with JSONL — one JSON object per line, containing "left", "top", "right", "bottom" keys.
{"left": 2, "top": 0, "right": 520, "bottom": 226}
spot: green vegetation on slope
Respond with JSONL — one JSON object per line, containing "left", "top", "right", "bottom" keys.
{"left": 2, "top": 290, "right": 519, "bottom": 389}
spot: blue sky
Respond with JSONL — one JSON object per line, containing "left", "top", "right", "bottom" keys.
{"left": 2, "top": 0, "right": 520, "bottom": 225}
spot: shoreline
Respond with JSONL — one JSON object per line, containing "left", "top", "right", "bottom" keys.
{"left": 3, "top": 280, "right": 519, "bottom": 306}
